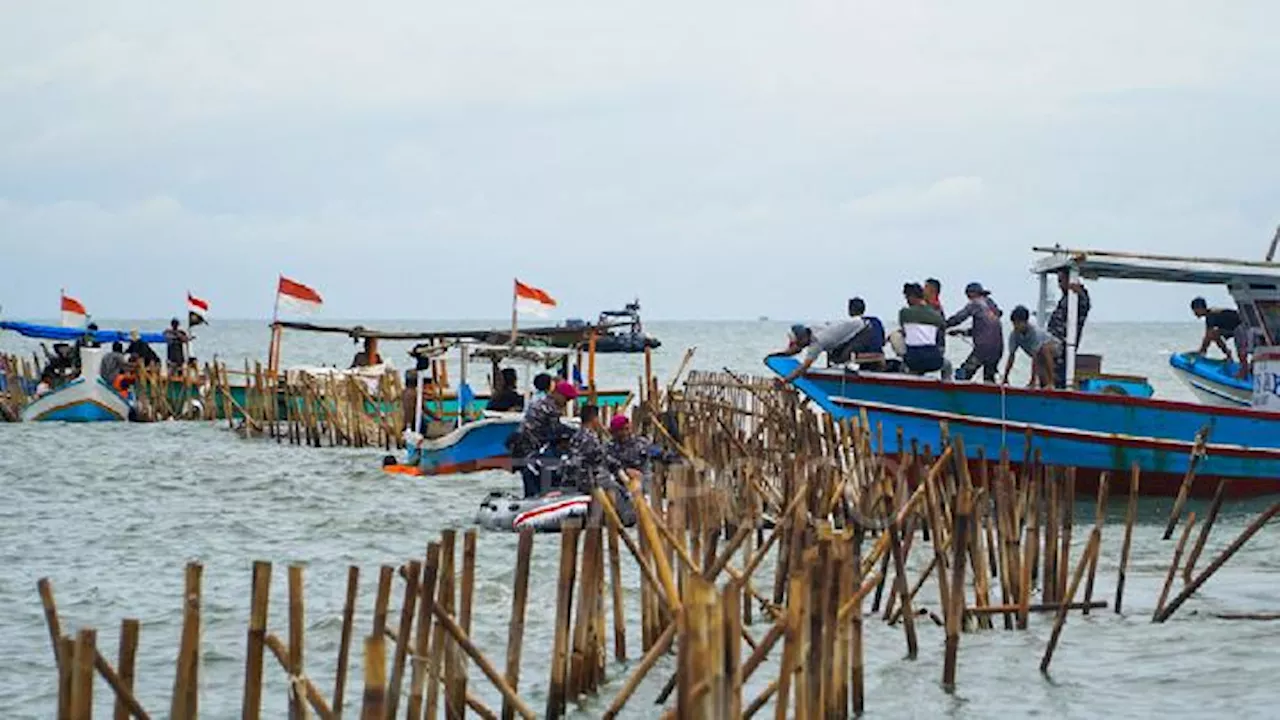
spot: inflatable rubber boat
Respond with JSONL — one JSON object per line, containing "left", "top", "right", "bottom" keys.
{"left": 475, "top": 490, "right": 593, "bottom": 533}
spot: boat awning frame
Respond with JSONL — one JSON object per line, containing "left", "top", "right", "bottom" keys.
{"left": 1032, "top": 246, "right": 1280, "bottom": 287}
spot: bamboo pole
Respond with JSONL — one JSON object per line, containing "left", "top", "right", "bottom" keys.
{"left": 408, "top": 544, "right": 441, "bottom": 720}
{"left": 1183, "top": 479, "right": 1229, "bottom": 584}
{"left": 1115, "top": 464, "right": 1140, "bottom": 614}
{"left": 361, "top": 635, "right": 387, "bottom": 720}
{"left": 1163, "top": 428, "right": 1209, "bottom": 540}
{"left": 385, "top": 560, "right": 421, "bottom": 719}
{"left": 70, "top": 629, "right": 96, "bottom": 720}
{"left": 243, "top": 561, "right": 272, "bottom": 720}
{"left": 288, "top": 564, "right": 309, "bottom": 720}
{"left": 171, "top": 562, "right": 202, "bottom": 719}
{"left": 1154, "top": 513, "right": 1198, "bottom": 621}
{"left": 113, "top": 619, "right": 141, "bottom": 720}
{"left": 546, "top": 526, "right": 579, "bottom": 719}
{"left": 333, "top": 567, "right": 359, "bottom": 719}
{"left": 501, "top": 531, "right": 533, "bottom": 720}
{"left": 1040, "top": 531, "right": 1101, "bottom": 673}
{"left": 1155, "top": 502, "right": 1280, "bottom": 623}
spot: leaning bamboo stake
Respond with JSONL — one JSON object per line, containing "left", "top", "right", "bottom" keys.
{"left": 1163, "top": 427, "right": 1209, "bottom": 540}
{"left": 428, "top": 603, "right": 538, "bottom": 720}
{"left": 1154, "top": 513, "right": 1197, "bottom": 621}
{"left": 385, "top": 560, "right": 420, "bottom": 719}
{"left": 408, "top": 544, "right": 441, "bottom": 720}
{"left": 333, "top": 567, "right": 359, "bottom": 719}
{"left": 1155, "top": 502, "right": 1280, "bottom": 623}
{"left": 58, "top": 635, "right": 74, "bottom": 719}
{"left": 1115, "top": 464, "right": 1140, "bottom": 614}
{"left": 1183, "top": 479, "right": 1229, "bottom": 584}
{"left": 1039, "top": 531, "right": 1101, "bottom": 673}
{"left": 38, "top": 578, "right": 63, "bottom": 672}
{"left": 601, "top": 624, "right": 676, "bottom": 720}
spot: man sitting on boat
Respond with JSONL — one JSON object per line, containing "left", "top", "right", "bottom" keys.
{"left": 350, "top": 337, "right": 383, "bottom": 368}
{"left": 898, "top": 283, "right": 951, "bottom": 379}
{"left": 945, "top": 282, "right": 1004, "bottom": 383}
{"left": 845, "top": 297, "right": 887, "bottom": 370}
{"left": 486, "top": 367, "right": 525, "bottom": 412}
{"left": 772, "top": 317, "right": 868, "bottom": 386}
{"left": 1002, "top": 306, "right": 1060, "bottom": 388}
{"left": 1190, "top": 297, "right": 1250, "bottom": 380}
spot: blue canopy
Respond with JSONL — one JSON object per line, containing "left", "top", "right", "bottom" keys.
{"left": 0, "top": 321, "right": 167, "bottom": 344}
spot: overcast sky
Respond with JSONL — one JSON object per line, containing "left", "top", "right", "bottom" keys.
{"left": 2, "top": 1, "right": 1278, "bottom": 322}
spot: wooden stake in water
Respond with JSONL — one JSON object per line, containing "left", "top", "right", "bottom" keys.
{"left": 502, "top": 530, "right": 534, "bottom": 720}
{"left": 1183, "top": 479, "right": 1229, "bottom": 584}
{"left": 333, "top": 566, "right": 359, "bottom": 719}
{"left": 1115, "top": 464, "right": 1140, "bottom": 614}
{"left": 243, "top": 561, "right": 272, "bottom": 720}
{"left": 1154, "top": 513, "right": 1198, "bottom": 621}
{"left": 171, "top": 562, "right": 202, "bottom": 719}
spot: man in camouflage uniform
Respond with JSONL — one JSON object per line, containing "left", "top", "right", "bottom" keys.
{"left": 514, "top": 381, "right": 578, "bottom": 497}
{"left": 607, "top": 415, "right": 660, "bottom": 471}
{"left": 565, "top": 405, "right": 637, "bottom": 525}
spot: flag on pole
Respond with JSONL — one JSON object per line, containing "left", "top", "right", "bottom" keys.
{"left": 276, "top": 275, "right": 323, "bottom": 316}
{"left": 60, "top": 292, "right": 87, "bottom": 328}
{"left": 187, "top": 292, "right": 210, "bottom": 327}
{"left": 514, "top": 279, "right": 556, "bottom": 317}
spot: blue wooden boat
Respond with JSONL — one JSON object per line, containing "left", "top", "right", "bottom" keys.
{"left": 1168, "top": 352, "right": 1251, "bottom": 407}
{"left": 21, "top": 348, "right": 133, "bottom": 422}
{"left": 766, "top": 244, "right": 1280, "bottom": 497}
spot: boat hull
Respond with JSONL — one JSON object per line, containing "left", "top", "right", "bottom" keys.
{"left": 22, "top": 377, "right": 131, "bottom": 422}
{"left": 1167, "top": 353, "right": 1251, "bottom": 408}
{"left": 416, "top": 416, "right": 522, "bottom": 476}
{"left": 765, "top": 356, "right": 1280, "bottom": 496}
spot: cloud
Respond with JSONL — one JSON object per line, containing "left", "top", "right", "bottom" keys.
{"left": 844, "top": 176, "right": 987, "bottom": 217}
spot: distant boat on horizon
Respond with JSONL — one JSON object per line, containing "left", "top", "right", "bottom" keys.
{"left": 757, "top": 315, "right": 770, "bottom": 322}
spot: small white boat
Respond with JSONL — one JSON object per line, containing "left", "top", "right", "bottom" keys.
{"left": 22, "top": 348, "right": 132, "bottom": 422}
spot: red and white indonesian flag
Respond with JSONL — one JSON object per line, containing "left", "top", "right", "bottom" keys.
{"left": 277, "top": 275, "right": 323, "bottom": 315}
{"left": 187, "top": 291, "right": 210, "bottom": 327}
{"left": 514, "top": 279, "right": 556, "bottom": 317}
{"left": 60, "top": 292, "right": 86, "bottom": 328}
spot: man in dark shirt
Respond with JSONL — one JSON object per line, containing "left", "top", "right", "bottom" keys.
{"left": 163, "top": 318, "right": 188, "bottom": 372}
{"left": 486, "top": 368, "right": 525, "bottom": 412}
{"left": 1048, "top": 270, "right": 1091, "bottom": 344}
{"left": 125, "top": 330, "right": 161, "bottom": 367}
{"left": 1191, "top": 297, "right": 1249, "bottom": 378}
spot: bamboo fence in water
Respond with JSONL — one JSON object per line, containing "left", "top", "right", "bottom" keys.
{"left": 34, "top": 369, "right": 1280, "bottom": 718}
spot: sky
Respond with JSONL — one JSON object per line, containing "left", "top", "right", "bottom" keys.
{"left": 1, "top": 1, "right": 1278, "bottom": 323}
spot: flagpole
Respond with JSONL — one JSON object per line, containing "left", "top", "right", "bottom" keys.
{"left": 510, "top": 278, "right": 518, "bottom": 347}
{"left": 268, "top": 275, "right": 283, "bottom": 376}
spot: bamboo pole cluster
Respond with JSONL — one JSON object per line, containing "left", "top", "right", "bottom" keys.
{"left": 0, "top": 351, "right": 37, "bottom": 421}
{"left": 32, "top": 368, "right": 1280, "bottom": 718}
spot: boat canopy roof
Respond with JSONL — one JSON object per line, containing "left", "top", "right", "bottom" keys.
{"left": 274, "top": 320, "right": 624, "bottom": 343}
{"left": 1032, "top": 246, "right": 1280, "bottom": 286}
{"left": 0, "top": 321, "right": 167, "bottom": 344}
{"left": 408, "top": 340, "right": 576, "bottom": 363}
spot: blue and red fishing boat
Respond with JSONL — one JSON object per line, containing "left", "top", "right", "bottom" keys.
{"left": 767, "top": 245, "right": 1280, "bottom": 497}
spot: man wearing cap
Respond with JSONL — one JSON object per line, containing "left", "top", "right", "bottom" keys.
{"left": 772, "top": 315, "right": 867, "bottom": 385}
{"left": 945, "top": 282, "right": 1005, "bottom": 383}
{"left": 515, "top": 380, "right": 578, "bottom": 496}
{"left": 607, "top": 414, "right": 662, "bottom": 471}
{"left": 1191, "top": 297, "right": 1249, "bottom": 379}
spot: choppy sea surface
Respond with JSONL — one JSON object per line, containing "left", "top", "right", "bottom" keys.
{"left": 3, "top": 320, "right": 1279, "bottom": 719}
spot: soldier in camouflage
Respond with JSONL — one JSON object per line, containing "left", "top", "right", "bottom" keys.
{"left": 607, "top": 415, "right": 660, "bottom": 471}
{"left": 514, "top": 381, "right": 578, "bottom": 497}
{"left": 563, "top": 404, "right": 617, "bottom": 492}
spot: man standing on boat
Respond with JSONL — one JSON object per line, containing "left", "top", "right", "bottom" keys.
{"left": 1048, "top": 269, "right": 1090, "bottom": 386}
{"left": 945, "top": 282, "right": 1004, "bottom": 383}
{"left": 1190, "top": 297, "right": 1250, "bottom": 379}
{"left": 1002, "top": 306, "right": 1059, "bottom": 388}
{"left": 163, "top": 318, "right": 189, "bottom": 375}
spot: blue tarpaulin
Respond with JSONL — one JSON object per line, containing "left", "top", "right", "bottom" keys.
{"left": 0, "top": 321, "right": 167, "bottom": 344}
